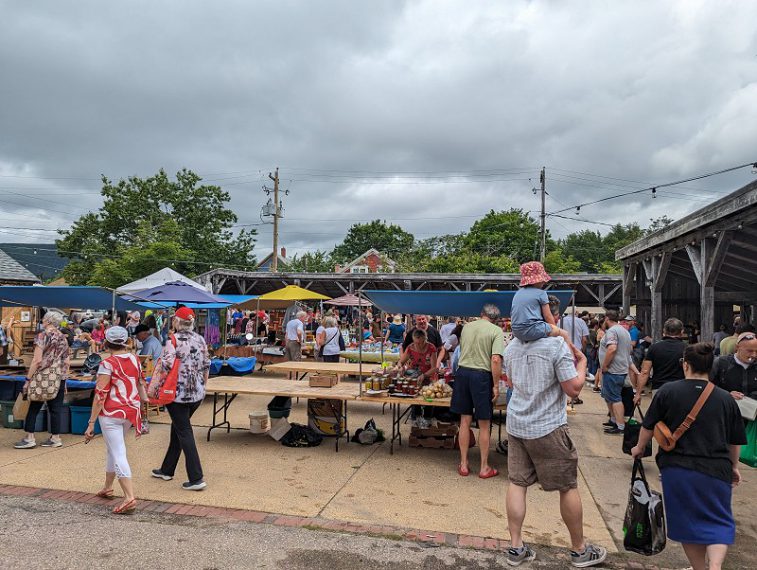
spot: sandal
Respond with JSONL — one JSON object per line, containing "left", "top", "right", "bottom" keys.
{"left": 479, "top": 467, "right": 499, "bottom": 479}
{"left": 96, "top": 489, "right": 114, "bottom": 499}
{"left": 112, "top": 498, "right": 137, "bottom": 515}
{"left": 457, "top": 464, "right": 470, "bottom": 477}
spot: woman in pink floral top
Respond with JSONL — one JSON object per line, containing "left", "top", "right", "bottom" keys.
{"left": 14, "top": 311, "right": 70, "bottom": 450}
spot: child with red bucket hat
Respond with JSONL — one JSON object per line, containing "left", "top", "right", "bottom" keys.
{"left": 511, "top": 261, "right": 572, "bottom": 346}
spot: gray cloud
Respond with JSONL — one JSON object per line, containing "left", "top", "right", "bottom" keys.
{"left": 1, "top": 0, "right": 756, "bottom": 258}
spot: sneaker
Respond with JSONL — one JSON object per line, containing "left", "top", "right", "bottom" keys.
{"left": 602, "top": 420, "right": 615, "bottom": 428}
{"left": 151, "top": 469, "right": 173, "bottom": 481}
{"left": 182, "top": 480, "right": 207, "bottom": 491}
{"left": 592, "top": 387, "right": 601, "bottom": 393}
{"left": 506, "top": 544, "right": 536, "bottom": 566}
{"left": 570, "top": 543, "right": 607, "bottom": 567}
{"left": 496, "top": 441, "right": 508, "bottom": 455}
{"left": 571, "top": 398, "right": 583, "bottom": 405}
{"left": 40, "top": 438, "right": 62, "bottom": 448}
{"left": 604, "top": 426, "right": 624, "bottom": 435}
{"left": 13, "top": 439, "right": 36, "bottom": 449}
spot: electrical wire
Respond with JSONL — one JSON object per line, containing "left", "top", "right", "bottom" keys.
{"left": 547, "top": 161, "right": 757, "bottom": 216}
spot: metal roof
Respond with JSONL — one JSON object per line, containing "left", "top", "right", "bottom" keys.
{"left": 0, "top": 248, "right": 41, "bottom": 284}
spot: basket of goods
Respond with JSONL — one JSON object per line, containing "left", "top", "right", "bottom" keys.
{"left": 419, "top": 381, "right": 453, "bottom": 401}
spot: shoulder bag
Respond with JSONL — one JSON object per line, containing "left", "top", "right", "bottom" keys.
{"left": 28, "top": 362, "right": 65, "bottom": 402}
{"left": 148, "top": 335, "right": 180, "bottom": 406}
{"left": 653, "top": 381, "right": 714, "bottom": 451}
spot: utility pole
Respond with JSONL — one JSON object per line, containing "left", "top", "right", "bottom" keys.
{"left": 268, "top": 168, "right": 280, "bottom": 272}
{"left": 539, "top": 166, "right": 546, "bottom": 262}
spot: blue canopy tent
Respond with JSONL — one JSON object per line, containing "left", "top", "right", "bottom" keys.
{"left": 0, "top": 286, "right": 144, "bottom": 312}
{"left": 361, "top": 290, "right": 576, "bottom": 318}
{"left": 136, "top": 294, "right": 256, "bottom": 310}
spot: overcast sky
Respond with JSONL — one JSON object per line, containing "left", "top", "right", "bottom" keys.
{"left": 1, "top": 0, "right": 756, "bottom": 266}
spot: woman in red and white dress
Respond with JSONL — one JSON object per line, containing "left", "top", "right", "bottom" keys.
{"left": 85, "top": 326, "right": 148, "bottom": 514}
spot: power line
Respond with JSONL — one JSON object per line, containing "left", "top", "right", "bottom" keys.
{"left": 547, "top": 161, "right": 757, "bottom": 216}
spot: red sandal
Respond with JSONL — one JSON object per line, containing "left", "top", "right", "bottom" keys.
{"left": 457, "top": 464, "right": 470, "bottom": 477}
{"left": 96, "top": 489, "right": 114, "bottom": 499}
{"left": 112, "top": 498, "right": 137, "bottom": 515}
{"left": 479, "top": 468, "right": 499, "bottom": 479}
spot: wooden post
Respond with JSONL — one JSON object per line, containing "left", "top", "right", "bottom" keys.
{"left": 699, "top": 238, "right": 716, "bottom": 343}
{"left": 622, "top": 262, "right": 635, "bottom": 317}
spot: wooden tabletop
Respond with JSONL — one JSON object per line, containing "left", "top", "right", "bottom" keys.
{"left": 206, "top": 375, "right": 360, "bottom": 400}
{"left": 360, "top": 394, "right": 454, "bottom": 408}
{"left": 264, "top": 361, "right": 376, "bottom": 376}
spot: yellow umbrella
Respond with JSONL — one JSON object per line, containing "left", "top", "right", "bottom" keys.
{"left": 258, "top": 285, "right": 330, "bottom": 301}
{"left": 235, "top": 285, "right": 330, "bottom": 311}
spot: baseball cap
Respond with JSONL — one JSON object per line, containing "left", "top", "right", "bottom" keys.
{"left": 737, "top": 332, "right": 756, "bottom": 344}
{"left": 623, "top": 315, "right": 636, "bottom": 322}
{"left": 105, "top": 326, "right": 129, "bottom": 346}
{"left": 175, "top": 307, "right": 195, "bottom": 321}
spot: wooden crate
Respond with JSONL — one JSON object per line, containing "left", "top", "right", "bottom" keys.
{"left": 309, "top": 374, "right": 339, "bottom": 388}
{"left": 409, "top": 423, "right": 458, "bottom": 449}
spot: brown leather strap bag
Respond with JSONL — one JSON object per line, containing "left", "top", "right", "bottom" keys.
{"left": 653, "top": 381, "right": 714, "bottom": 451}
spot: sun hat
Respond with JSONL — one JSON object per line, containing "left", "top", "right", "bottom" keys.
{"left": 105, "top": 326, "right": 129, "bottom": 346}
{"left": 175, "top": 306, "right": 195, "bottom": 321}
{"left": 623, "top": 315, "right": 636, "bottom": 322}
{"left": 519, "top": 261, "right": 551, "bottom": 287}
{"left": 393, "top": 314, "right": 403, "bottom": 324}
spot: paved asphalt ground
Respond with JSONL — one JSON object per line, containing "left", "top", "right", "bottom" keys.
{"left": 0, "top": 495, "right": 654, "bottom": 570}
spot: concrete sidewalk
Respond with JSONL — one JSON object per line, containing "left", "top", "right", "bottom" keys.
{"left": 0, "top": 384, "right": 754, "bottom": 568}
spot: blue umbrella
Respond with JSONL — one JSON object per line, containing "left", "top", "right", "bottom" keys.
{"left": 126, "top": 281, "right": 229, "bottom": 305}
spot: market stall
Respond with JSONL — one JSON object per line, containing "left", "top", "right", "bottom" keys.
{"left": 205, "top": 375, "right": 358, "bottom": 451}
{"left": 358, "top": 289, "right": 577, "bottom": 452}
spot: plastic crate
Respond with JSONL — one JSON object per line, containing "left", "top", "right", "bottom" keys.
{"left": 0, "top": 400, "right": 23, "bottom": 429}
{"left": 47, "top": 403, "right": 71, "bottom": 434}
{"left": 69, "top": 406, "right": 101, "bottom": 435}
{"left": 0, "top": 382, "right": 17, "bottom": 402}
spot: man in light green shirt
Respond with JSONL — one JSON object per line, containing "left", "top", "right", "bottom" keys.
{"left": 451, "top": 304, "right": 505, "bottom": 479}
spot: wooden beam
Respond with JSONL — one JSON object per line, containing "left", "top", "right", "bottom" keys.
{"left": 705, "top": 231, "right": 733, "bottom": 287}
{"left": 581, "top": 282, "right": 601, "bottom": 304}
{"left": 685, "top": 244, "right": 703, "bottom": 284}
{"left": 653, "top": 252, "right": 671, "bottom": 292}
{"left": 716, "top": 292, "right": 757, "bottom": 303}
{"left": 731, "top": 239, "right": 757, "bottom": 253}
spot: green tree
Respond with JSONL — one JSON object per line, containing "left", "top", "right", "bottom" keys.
{"left": 58, "top": 169, "right": 256, "bottom": 285}
{"left": 331, "top": 220, "right": 414, "bottom": 263}
{"left": 561, "top": 230, "right": 605, "bottom": 272}
{"left": 543, "top": 247, "right": 581, "bottom": 274}
{"left": 645, "top": 215, "right": 674, "bottom": 235}
{"left": 463, "top": 209, "right": 550, "bottom": 263}
{"left": 286, "top": 250, "right": 333, "bottom": 272}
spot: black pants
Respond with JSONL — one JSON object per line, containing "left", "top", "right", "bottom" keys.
{"left": 160, "top": 401, "right": 203, "bottom": 483}
{"left": 24, "top": 384, "right": 65, "bottom": 434}
{"left": 322, "top": 354, "right": 340, "bottom": 363}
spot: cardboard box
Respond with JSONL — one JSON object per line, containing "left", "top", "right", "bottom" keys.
{"left": 309, "top": 374, "right": 339, "bottom": 388}
{"left": 268, "top": 417, "right": 291, "bottom": 441}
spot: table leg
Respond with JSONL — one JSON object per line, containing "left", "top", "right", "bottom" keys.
{"left": 389, "top": 403, "right": 412, "bottom": 454}
{"left": 206, "top": 392, "right": 237, "bottom": 441}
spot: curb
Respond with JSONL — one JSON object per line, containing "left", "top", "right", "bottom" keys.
{"left": 0, "top": 484, "right": 506, "bottom": 552}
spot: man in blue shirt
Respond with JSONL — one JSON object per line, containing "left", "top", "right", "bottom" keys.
{"left": 623, "top": 315, "right": 641, "bottom": 348}
{"left": 135, "top": 324, "right": 163, "bottom": 362}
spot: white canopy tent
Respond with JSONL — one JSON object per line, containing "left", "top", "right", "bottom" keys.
{"left": 116, "top": 267, "right": 210, "bottom": 294}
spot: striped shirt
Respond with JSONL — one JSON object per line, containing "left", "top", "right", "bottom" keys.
{"left": 503, "top": 337, "right": 577, "bottom": 439}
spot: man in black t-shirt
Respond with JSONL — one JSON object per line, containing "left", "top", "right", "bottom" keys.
{"left": 401, "top": 314, "right": 442, "bottom": 353}
{"left": 634, "top": 317, "right": 686, "bottom": 405}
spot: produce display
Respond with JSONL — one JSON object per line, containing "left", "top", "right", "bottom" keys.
{"left": 363, "top": 367, "right": 453, "bottom": 400}
{"left": 419, "top": 381, "right": 453, "bottom": 400}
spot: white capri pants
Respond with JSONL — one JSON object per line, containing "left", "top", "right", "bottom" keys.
{"left": 99, "top": 416, "right": 132, "bottom": 479}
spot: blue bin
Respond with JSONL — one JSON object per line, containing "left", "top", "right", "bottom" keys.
{"left": 49, "top": 403, "right": 71, "bottom": 434}
{"left": 0, "top": 382, "right": 17, "bottom": 402}
{"left": 69, "top": 406, "right": 100, "bottom": 435}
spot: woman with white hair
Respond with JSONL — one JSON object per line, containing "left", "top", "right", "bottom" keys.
{"left": 14, "top": 311, "right": 70, "bottom": 450}
{"left": 317, "top": 316, "right": 342, "bottom": 363}
{"left": 148, "top": 307, "right": 210, "bottom": 491}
